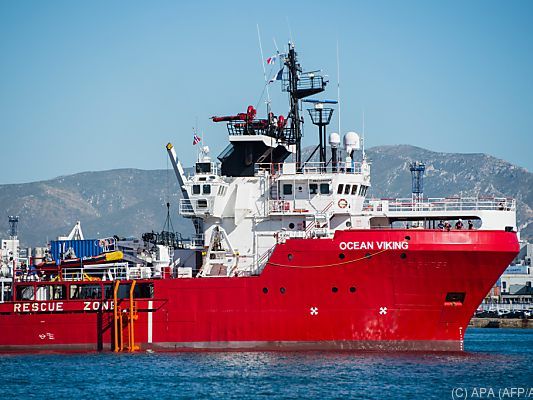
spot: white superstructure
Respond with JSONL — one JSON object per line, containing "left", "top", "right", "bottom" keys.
{"left": 166, "top": 136, "right": 517, "bottom": 278}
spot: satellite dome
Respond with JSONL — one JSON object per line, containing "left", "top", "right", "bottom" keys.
{"left": 329, "top": 132, "right": 341, "bottom": 148}
{"left": 343, "top": 131, "right": 360, "bottom": 152}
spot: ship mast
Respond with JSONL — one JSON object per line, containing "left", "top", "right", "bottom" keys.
{"left": 282, "top": 43, "right": 327, "bottom": 169}
{"left": 285, "top": 44, "right": 302, "bottom": 167}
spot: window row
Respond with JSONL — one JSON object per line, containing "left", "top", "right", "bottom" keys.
{"left": 192, "top": 184, "right": 227, "bottom": 196}
{"left": 336, "top": 184, "right": 368, "bottom": 196}
{"left": 282, "top": 183, "right": 330, "bottom": 196}
{"left": 16, "top": 283, "right": 154, "bottom": 301}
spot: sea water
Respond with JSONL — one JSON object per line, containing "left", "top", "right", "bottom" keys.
{"left": 0, "top": 328, "right": 531, "bottom": 399}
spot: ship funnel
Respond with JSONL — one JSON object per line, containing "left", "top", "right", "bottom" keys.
{"left": 330, "top": 132, "right": 341, "bottom": 172}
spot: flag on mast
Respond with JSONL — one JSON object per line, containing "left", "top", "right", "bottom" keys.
{"left": 193, "top": 134, "right": 201, "bottom": 145}
{"left": 266, "top": 55, "right": 277, "bottom": 65}
{"left": 268, "top": 68, "right": 283, "bottom": 84}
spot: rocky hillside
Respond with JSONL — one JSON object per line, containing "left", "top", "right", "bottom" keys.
{"left": 0, "top": 169, "right": 191, "bottom": 246}
{"left": 365, "top": 145, "right": 532, "bottom": 239}
{"left": 1, "top": 145, "right": 531, "bottom": 246}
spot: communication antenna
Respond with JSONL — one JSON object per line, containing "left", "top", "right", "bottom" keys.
{"left": 256, "top": 24, "right": 271, "bottom": 106}
{"left": 362, "top": 110, "right": 366, "bottom": 160}
{"left": 336, "top": 40, "right": 341, "bottom": 138}
{"left": 273, "top": 37, "right": 279, "bottom": 52}
{"left": 286, "top": 17, "right": 294, "bottom": 44}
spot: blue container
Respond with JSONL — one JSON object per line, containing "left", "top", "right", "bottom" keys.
{"left": 50, "top": 239, "right": 103, "bottom": 261}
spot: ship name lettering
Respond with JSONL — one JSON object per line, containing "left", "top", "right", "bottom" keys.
{"left": 339, "top": 241, "right": 408, "bottom": 251}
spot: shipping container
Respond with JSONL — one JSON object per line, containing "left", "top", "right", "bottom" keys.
{"left": 50, "top": 240, "right": 103, "bottom": 261}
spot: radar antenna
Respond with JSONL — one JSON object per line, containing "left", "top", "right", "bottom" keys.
{"left": 304, "top": 99, "right": 337, "bottom": 168}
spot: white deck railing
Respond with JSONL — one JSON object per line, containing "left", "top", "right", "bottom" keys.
{"left": 366, "top": 197, "right": 516, "bottom": 213}
{"left": 255, "top": 161, "right": 363, "bottom": 176}
{"left": 179, "top": 198, "right": 213, "bottom": 215}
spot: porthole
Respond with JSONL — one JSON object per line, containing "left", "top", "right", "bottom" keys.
{"left": 346, "top": 221, "right": 352, "bottom": 228}
{"left": 405, "top": 235, "right": 411, "bottom": 241}
{"left": 262, "top": 287, "right": 268, "bottom": 294}
{"left": 400, "top": 253, "right": 407, "bottom": 259}
{"left": 288, "top": 254, "right": 293, "bottom": 261}
{"left": 288, "top": 223, "right": 295, "bottom": 229}
{"left": 280, "top": 287, "right": 286, "bottom": 294}
{"left": 339, "top": 253, "right": 345, "bottom": 260}
{"left": 350, "top": 287, "right": 356, "bottom": 293}
{"left": 332, "top": 287, "right": 338, "bottom": 293}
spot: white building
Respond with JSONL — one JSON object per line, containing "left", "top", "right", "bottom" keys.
{"left": 500, "top": 242, "right": 532, "bottom": 300}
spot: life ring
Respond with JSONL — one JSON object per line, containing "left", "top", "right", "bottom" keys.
{"left": 338, "top": 198, "right": 348, "bottom": 208}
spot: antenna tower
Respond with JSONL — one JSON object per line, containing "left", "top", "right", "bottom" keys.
{"left": 282, "top": 43, "right": 327, "bottom": 168}
{"left": 410, "top": 162, "right": 426, "bottom": 205}
{"left": 8, "top": 216, "right": 19, "bottom": 239}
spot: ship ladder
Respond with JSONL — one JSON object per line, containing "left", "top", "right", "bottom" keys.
{"left": 113, "top": 280, "right": 139, "bottom": 352}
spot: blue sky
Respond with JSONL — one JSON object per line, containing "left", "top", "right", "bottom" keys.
{"left": 1, "top": 0, "right": 532, "bottom": 184}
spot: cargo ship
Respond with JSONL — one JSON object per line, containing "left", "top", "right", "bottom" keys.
{"left": 0, "top": 44, "right": 519, "bottom": 352}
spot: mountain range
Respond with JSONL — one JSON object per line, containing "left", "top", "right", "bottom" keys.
{"left": 1, "top": 145, "right": 531, "bottom": 247}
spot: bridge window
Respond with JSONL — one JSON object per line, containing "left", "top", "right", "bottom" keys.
{"left": 309, "top": 183, "right": 318, "bottom": 195}
{"left": 344, "top": 185, "right": 351, "bottom": 195}
{"left": 203, "top": 184, "right": 211, "bottom": 195}
{"left": 351, "top": 185, "right": 358, "bottom": 195}
{"left": 283, "top": 184, "right": 293, "bottom": 195}
{"left": 320, "top": 183, "right": 330, "bottom": 194}
{"left": 192, "top": 185, "right": 200, "bottom": 195}
{"left": 196, "top": 162, "right": 211, "bottom": 173}
{"left": 337, "top": 184, "right": 344, "bottom": 194}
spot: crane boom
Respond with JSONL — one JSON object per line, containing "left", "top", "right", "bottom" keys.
{"left": 166, "top": 142, "right": 189, "bottom": 201}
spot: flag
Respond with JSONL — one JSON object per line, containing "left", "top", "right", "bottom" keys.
{"left": 268, "top": 68, "right": 283, "bottom": 84}
{"left": 266, "top": 55, "right": 277, "bottom": 65}
{"left": 193, "top": 134, "right": 201, "bottom": 145}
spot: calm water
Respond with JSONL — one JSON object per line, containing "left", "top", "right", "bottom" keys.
{"left": 1, "top": 328, "right": 531, "bottom": 399}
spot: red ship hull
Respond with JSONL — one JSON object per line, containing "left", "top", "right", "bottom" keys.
{"left": 0, "top": 229, "right": 519, "bottom": 352}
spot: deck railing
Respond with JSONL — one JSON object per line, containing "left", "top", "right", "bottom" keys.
{"left": 365, "top": 197, "right": 516, "bottom": 213}
{"left": 179, "top": 198, "right": 213, "bottom": 215}
{"left": 255, "top": 162, "right": 364, "bottom": 176}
